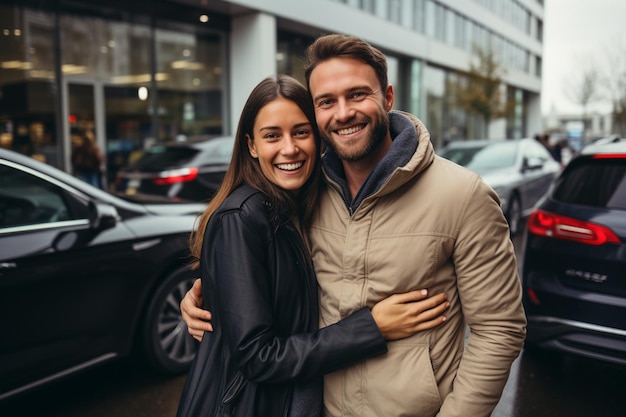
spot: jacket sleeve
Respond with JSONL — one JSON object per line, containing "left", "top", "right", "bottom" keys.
{"left": 437, "top": 177, "right": 527, "bottom": 417}
{"left": 205, "top": 205, "right": 388, "bottom": 384}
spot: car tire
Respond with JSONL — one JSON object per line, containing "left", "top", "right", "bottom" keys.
{"left": 506, "top": 194, "right": 522, "bottom": 236}
{"left": 140, "top": 266, "right": 198, "bottom": 375}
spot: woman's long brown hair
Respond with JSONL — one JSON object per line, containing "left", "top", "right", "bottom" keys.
{"left": 188, "top": 75, "right": 322, "bottom": 269}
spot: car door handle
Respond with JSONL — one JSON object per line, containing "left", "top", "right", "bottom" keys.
{"left": 0, "top": 262, "right": 17, "bottom": 269}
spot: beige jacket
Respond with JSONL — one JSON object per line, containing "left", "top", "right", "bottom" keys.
{"left": 309, "top": 113, "right": 527, "bottom": 417}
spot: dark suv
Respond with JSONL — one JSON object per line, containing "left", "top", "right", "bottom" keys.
{"left": 115, "top": 136, "right": 234, "bottom": 202}
{"left": 522, "top": 136, "right": 626, "bottom": 365}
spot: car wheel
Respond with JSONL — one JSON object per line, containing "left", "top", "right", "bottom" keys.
{"left": 140, "top": 266, "right": 198, "bottom": 374}
{"left": 506, "top": 194, "right": 522, "bottom": 236}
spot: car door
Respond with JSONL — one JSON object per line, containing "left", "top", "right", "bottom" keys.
{"left": 519, "top": 141, "right": 557, "bottom": 214}
{"left": 0, "top": 161, "right": 138, "bottom": 399}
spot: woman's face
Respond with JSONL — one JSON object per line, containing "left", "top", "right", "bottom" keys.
{"left": 248, "top": 97, "right": 317, "bottom": 191}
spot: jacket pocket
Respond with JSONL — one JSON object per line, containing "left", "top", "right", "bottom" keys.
{"left": 362, "top": 342, "right": 441, "bottom": 417}
{"left": 219, "top": 372, "right": 247, "bottom": 416}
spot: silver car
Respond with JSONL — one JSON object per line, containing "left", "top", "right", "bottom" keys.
{"left": 439, "top": 138, "right": 562, "bottom": 235}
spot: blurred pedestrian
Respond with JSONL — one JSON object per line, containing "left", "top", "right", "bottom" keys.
{"left": 71, "top": 130, "right": 104, "bottom": 189}
{"left": 535, "top": 132, "right": 562, "bottom": 163}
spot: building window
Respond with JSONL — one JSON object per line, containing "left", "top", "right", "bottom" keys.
{"left": 0, "top": 5, "right": 58, "bottom": 166}
{"left": 409, "top": 59, "right": 422, "bottom": 119}
{"left": 413, "top": 0, "right": 425, "bottom": 33}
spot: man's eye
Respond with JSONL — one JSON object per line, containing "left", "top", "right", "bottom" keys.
{"left": 351, "top": 92, "right": 365, "bottom": 99}
{"left": 318, "top": 99, "right": 333, "bottom": 107}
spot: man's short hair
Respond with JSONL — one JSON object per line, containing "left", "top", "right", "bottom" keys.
{"left": 304, "top": 34, "right": 389, "bottom": 93}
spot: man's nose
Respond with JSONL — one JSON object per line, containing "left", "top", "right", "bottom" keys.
{"left": 334, "top": 99, "right": 355, "bottom": 122}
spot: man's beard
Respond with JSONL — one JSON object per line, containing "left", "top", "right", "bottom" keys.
{"left": 321, "top": 111, "right": 389, "bottom": 162}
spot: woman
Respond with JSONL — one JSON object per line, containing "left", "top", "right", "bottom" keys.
{"left": 176, "top": 75, "right": 448, "bottom": 417}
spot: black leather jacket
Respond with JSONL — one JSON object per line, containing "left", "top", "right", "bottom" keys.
{"left": 176, "top": 185, "right": 387, "bottom": 417}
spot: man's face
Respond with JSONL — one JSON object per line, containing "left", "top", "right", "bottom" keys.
{"left": 308, "top": 57, "right": 394, "bottom": 162}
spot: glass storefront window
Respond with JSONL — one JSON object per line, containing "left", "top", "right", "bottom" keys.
{"left": 425, "top": 65, "right": 445, "bottom": 149}
{"left": 155, "top": 29, "right": 224, "bottom": 142}
{"left": 277, "top": 31, "right": 314, "bottom": 85}
{"left": 409, "top": 59, "right": 422, "bottom": 119}
{"left": 0, "top": 5, "right": 58, "bottom": 165}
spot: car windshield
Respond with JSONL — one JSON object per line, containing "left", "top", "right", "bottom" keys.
{"left": 441, "top": 141, "right": 518, "bottom": 171}
{"left": 553, "top": 157, "right": 626, "bottom": 209}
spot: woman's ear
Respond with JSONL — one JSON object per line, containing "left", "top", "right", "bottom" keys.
{"left": 246, "top": 134, "right": 258, "bottom": 158}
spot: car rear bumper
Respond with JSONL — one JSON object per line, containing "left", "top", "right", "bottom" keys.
{"left": 526, "top": 315, "right": 626, "bottom": 365}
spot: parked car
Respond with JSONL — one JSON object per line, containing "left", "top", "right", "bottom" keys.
{"left": 115, "top": 136, "right": 234, "bottom": 202}
{"left": 522, "top": 137, "right": 626, "bottom": 365}
{"left": 0, "top": 148, "right": 204, "bottom": 401}
{"left": 439, "top": 138, "right": 561, "bottom": 235}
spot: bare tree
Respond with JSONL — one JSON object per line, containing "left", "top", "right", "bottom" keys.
{"left": 448, "top": 45, "right": 513, "bottom": 139}
{"left": 564, "top": 67, "right": 603, "bottom": 116}
{"left": 602, "top": 41, "right": 626, "bottom": 135}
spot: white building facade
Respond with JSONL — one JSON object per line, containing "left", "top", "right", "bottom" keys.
{"left": 222, "top": 0, "right": 544, "bottom": 148}
{"left": 0, "top": 0, "right": 544, "bottom": 181}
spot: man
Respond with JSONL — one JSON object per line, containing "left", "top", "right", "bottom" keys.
{"left": 181, "top": 34, "right": 526, "bottom": 417}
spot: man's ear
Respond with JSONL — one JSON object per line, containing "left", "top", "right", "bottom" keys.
{"left": 246, "top": 134, "right": 258, "bottom": 158}
{"left": 384, "top": 84, "right": 395, "bottom": 112}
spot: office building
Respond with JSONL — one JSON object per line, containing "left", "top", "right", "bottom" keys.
{"left": 0, "top": 0, "right": 544, "bottom": 186}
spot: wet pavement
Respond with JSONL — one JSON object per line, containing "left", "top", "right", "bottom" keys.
{"left": 2, "top": 229, "right": 626, "bottom": 416}
{"left": 2, "top": 347, "right": 625, "bottom": 417}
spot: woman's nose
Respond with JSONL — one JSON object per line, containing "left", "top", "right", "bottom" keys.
{"left": 281, "top": 136, "right": 299, "bottom": 154}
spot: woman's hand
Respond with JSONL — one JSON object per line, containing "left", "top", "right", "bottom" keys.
{"left": 371, "top": 290, "right": 449, "bottom": 341}
{"left": 180, "top": 278, "right": 213, "bottom": 341}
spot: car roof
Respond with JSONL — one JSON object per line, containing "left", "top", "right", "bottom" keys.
{"left": 441, "top": 138, "right": 532, "bottom": 149}
{"left": 579, "top": 136, "right": 626, "bottom": 156}
{"left": 161, "top": 135, "right": 234, "bottom": 151}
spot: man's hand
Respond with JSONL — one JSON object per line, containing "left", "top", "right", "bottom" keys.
{"left": 180, "top": 278, "right": 213, "bottom": 341}
{"left": 372, "top": 290, "right": 449, "bottom": 341}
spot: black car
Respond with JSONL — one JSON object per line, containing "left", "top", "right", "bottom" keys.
{"left": 0, "top": 148, "right": 204, "bottom": 401}
{"left": 522, "top": 137, "right": 626, "bottom": 365}
{"left": 115, "top": 136, "right": 234, "bottom": 202}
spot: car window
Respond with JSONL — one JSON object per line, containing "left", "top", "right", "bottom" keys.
{"left": 525, "top": 140, "right": 552, "bottom": 162}
{"left": 440, "top": 145, "right": 486, "bottom": 166}
{"left": 553, "top": 158, "right": 626, "bottom": 209}
{"left": 442, "top": 142, "right": 517, "bottom": 170}
{"left": 0, "top": 164, "right": 73, "bottom": 229}
{"left": 205, "top": 139, "right": 234, "bottom": 163}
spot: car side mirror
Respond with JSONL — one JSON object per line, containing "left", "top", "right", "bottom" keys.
{"left": 88, "top": 201, "right": 118, "bottom": 231}
{"left": 523, "top": 157, "right": 544, "bottom": 172}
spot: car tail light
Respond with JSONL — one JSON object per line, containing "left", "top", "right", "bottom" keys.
{"left": 527, "top": 209, "right": 621, "bottom": 245}
{"left": 592, "top": 153, "right": 626, "bottom": 159}
{"left": 153, "top": 167, "right": 199, "bottom": 185}
{"left": 526, "top": 288, "right": 540, "bottom": 304}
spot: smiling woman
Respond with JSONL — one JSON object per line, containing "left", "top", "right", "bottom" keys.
{"left": 246, "top": 97, "right": 317, "bottom": 192}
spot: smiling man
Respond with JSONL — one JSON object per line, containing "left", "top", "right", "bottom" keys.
{"left": 181, "top": 33, "right": 527, "bottom": 417}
